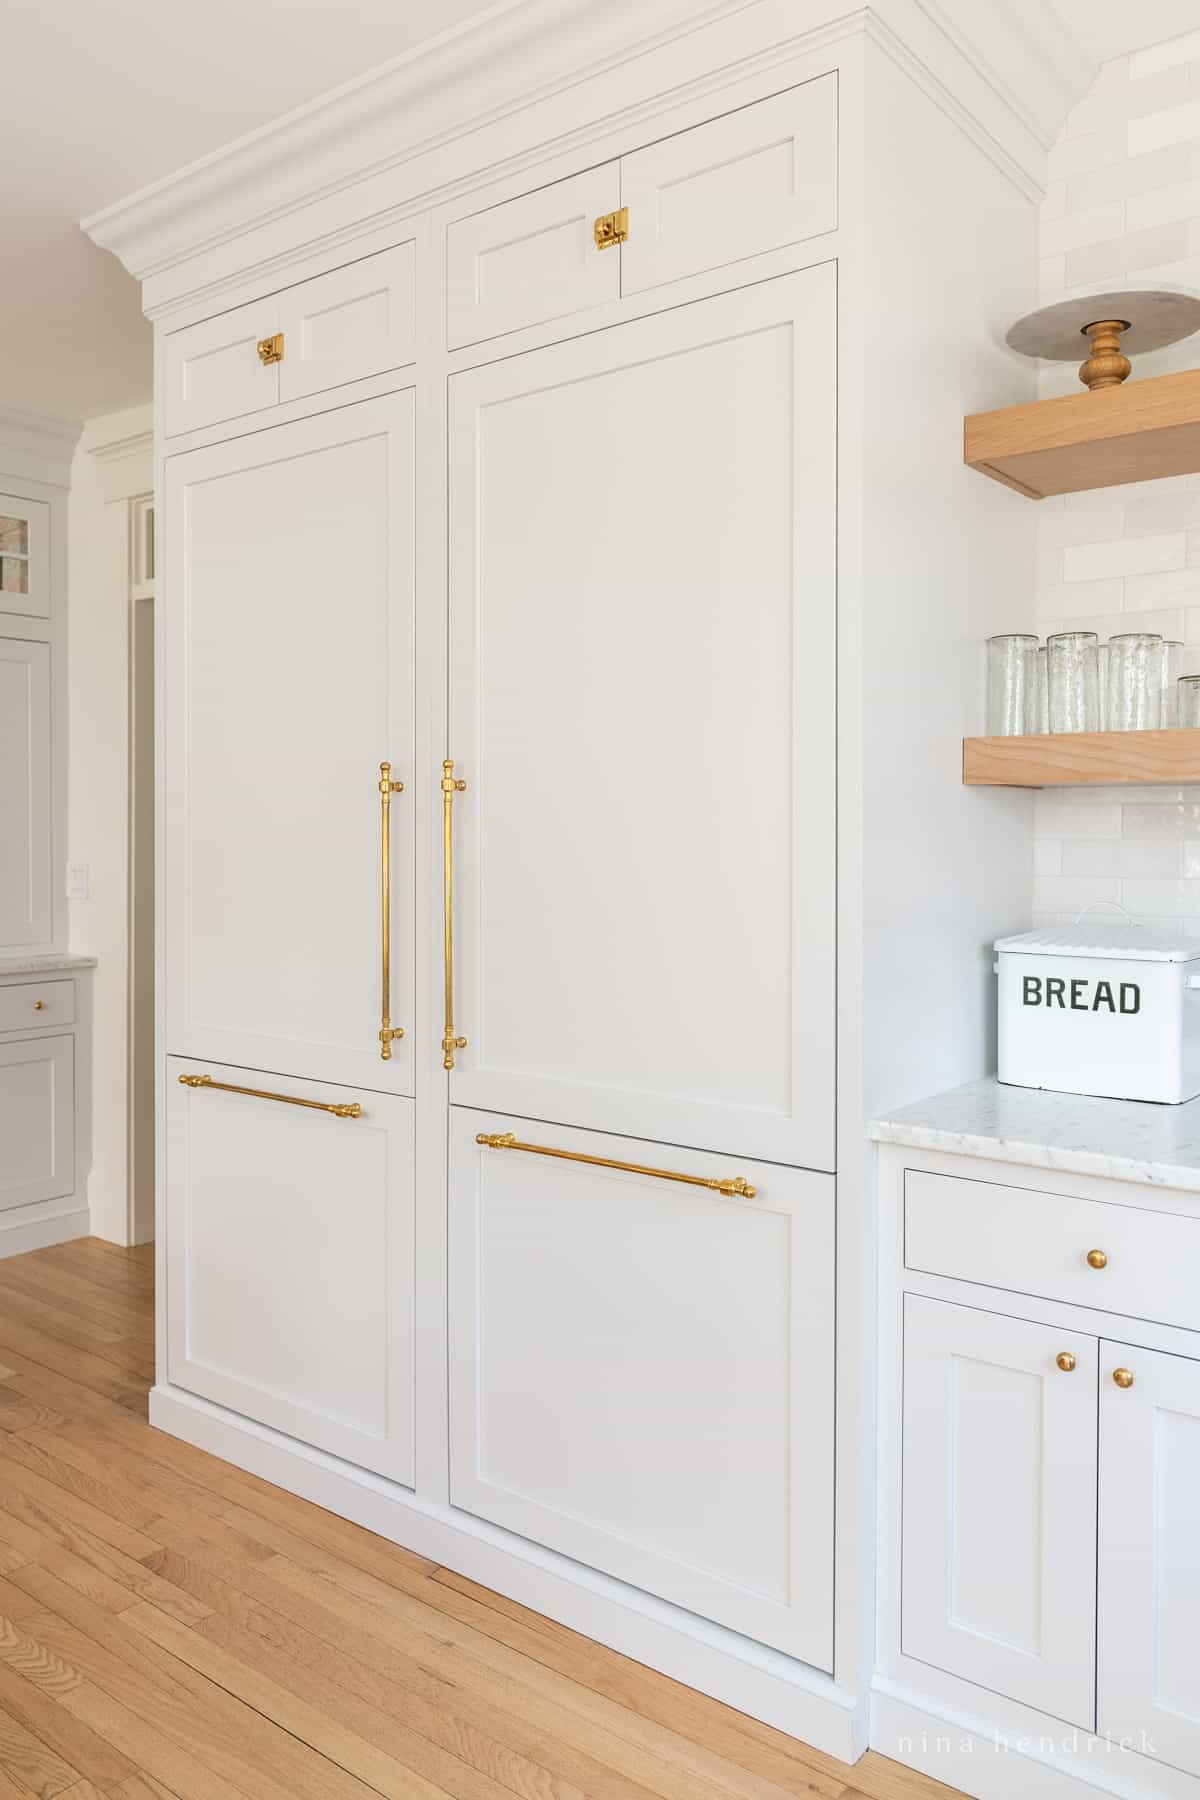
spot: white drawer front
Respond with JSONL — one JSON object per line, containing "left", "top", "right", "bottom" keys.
{"left": 0, "top": 1035, "right": 74, "bottom": 1210}
{"left": 446, "top": 163, "right": 620, "bottom": 349}
{"left": 449, "top": 1109, "right": 834, "bottom": 1668}
{"left": 163, "top": 299, "right": 280, "bottom": 437}
{"left": 905, "top": 1168, "right": 1200, "bottom": 1332}
{"left": 279, "top": 242, "right": 416, "bottom": 402}
{"left": 0, "top": 979, "right": 74, "bottom": 1034}
{"left": 621, "top": 77, "right": 837, "bottom": 296}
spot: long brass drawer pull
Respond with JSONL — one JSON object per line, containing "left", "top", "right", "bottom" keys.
{"left": 441, "top": 759, "right": 467, "bottom": 1070}
{"left": 378, "top": 761, "right": 405, "bottom": 1059}
{"left": 178, "top": 1073, "right": 362, "bottom": 1119}
{"left": 475, "top": 1132, "right": 757, "bottom": 1198}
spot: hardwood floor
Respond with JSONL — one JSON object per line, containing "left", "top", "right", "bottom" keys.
{"left": 0, "top": 1237, "right": 966, "bottom": 1800}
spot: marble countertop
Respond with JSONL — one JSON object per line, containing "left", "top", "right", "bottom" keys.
{"left": 871, "top": 1076, "right": 1200, "bottom": 1193}
{"left": 0, "top": 953, "right": 97, "bottom": 977}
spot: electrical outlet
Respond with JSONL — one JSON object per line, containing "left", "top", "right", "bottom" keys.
{"left": 65, "top": 861, "right": 90, "bottom": 900}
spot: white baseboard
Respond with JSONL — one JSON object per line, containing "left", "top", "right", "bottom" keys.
{"left": 0, "top": 1201, "right": 89, "bottom": 1259}
{"left": 150, "top": 1382, "right": 866, "bottom": 1762}
{"left": 871, "top": 1687, "right": 1200, "bottom": 1800}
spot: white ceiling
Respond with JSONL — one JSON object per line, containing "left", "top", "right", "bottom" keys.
{"left": 3, "top": 0, "right": 1199, "bottom": 427}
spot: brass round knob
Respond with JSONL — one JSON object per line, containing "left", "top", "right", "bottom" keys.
{"left": 1056, "top": 1352, "right": 1077, "bottom": 1373}
{"left": 1086, "top": 1249, "right": 1108, "bottom": 1270}
{"left": 32, "top": 1000, "right": 46, "bottom": 1010}
{"left": 1113, "top": 1367, "right": 1135, "bottom": 1390}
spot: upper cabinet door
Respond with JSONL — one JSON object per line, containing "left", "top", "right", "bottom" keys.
{"left": 0, "top": 495, "right": 50, "bottom": 620}
{"left": 448, "top": 269, "right": 835, "bottom": 1167}
{"left": 162, "top": 299, "right": 281, "bottom": 437}
{"left": 163, "top": 392, "right": 416, "bottom": 1093}
{"left": 445, "top": 164, "right": 620, "bottom": 349}
{"left": 278, "top": 242, "right": 416, "bottom": 403}
{"left": 0, "top": 638, "right": 51, "bottom": 948}
{"left": 1099, "top": 1341, "right": 1200, "bottom": 1779}
{"left": 621, "top": 78, "right": 838, "bottom": 296}
{"left": 902, "top": 1297, "right": 1098, "bottom": 1729}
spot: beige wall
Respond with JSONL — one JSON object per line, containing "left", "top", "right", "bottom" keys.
{"left": 67, "top": 405, "right": 152, "bottom": 1244}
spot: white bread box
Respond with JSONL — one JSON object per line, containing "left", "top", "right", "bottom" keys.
{"left": 996, "top": 924, "right": 1200, "bottom": 1105}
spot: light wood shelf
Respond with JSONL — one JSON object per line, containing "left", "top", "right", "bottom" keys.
{"left": 964, "top": 368, "right": 1200, "bottom": 499}
{"left": 963, "top": 729, "right": 1200, "bottom": 787}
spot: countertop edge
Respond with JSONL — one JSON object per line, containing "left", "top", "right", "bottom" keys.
{"left": 869, "top": 1117, "right": 1200, "bottom": 1194}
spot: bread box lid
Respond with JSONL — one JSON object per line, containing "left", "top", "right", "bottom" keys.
{"left": 996, "top": 924, "right": 1200, "bottom": 964}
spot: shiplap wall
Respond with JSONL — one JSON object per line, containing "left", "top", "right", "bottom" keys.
{"left": 1034, "top": 30, "right": 1200, "bottom": 930}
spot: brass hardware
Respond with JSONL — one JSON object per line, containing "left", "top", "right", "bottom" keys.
{"left": 177, "top": 1072, "right": 362, "bottom": 1119}
{"left": 441, "top": 759, "right": 467, "bottom": 1070}
{"left": 1056, "top": 1352, "right": 1077, "bottom": 1373}
{"left": 1086, "top": 1249, "right": 1108, "bottom": 1270}
{"left": 593, "top": 207, "right": 629, "bottom": 250}
{"left": 1113, "top": 1367, "right": 1135, "bottom": 1389}
{"left": 378, "top": 761, "right": 405, "bottom": 1059}
{"left": 32, "top": 1000, "right": 46, "bottom": 1010}
{"left": 256, "top": 333, "right": 285, "bottom": 366}
{"left": 475, "top": 1131, "right": 758, "bottom": 1199}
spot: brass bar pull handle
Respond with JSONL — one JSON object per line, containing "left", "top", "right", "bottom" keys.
{"left": 475, "top": 1132, "right": 757, "bottom": 1199}
{"left": 442, "top": 759, "right": 467, "bottom": 1070}
{"left": 178, "top": 1073, "right": 362, "bottom": 1119}
{"left": 378, "top": 761, "right": 405, "bottom": 1059}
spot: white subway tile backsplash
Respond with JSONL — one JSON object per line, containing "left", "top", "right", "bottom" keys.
{"left": 1063, "top": 534, "right": 1186, "bottom": 581}
{"left": 1031, "top": 48, "right": 1200, "bottom": 900}
{"left": 1035, "top": 803, "right": 1123, "bottom": 839}
{"left": 1061, "top": 839, "right": 1182, "bottom": 877}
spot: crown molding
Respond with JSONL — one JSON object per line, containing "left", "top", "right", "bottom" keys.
{"left": 78, "top": 404, "right": 153, "bottom": 466}
{"left": 83, "top": 0, "right": 1092, "bottom": 303}
{"left": 0, "top": 406, "right": 82, "bottom": 489}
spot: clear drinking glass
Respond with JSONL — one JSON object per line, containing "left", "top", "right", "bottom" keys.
{"left": 1107, "top": 632, "right": 1163, "bottom": 730}
{"left": 1047, "top": 631, "right": 1100, "bottom": 733}
{"left": 1098, "top": 642, "right": 1109, "bottom": 730}
{"left": 1180, "top": 675, "right": 1200, "bottom": 728}
{"left": 1161, "top": 640, "right": 1183, "bottom": 726}
{"left": 987, "top": 634, "right": 1037, "bottom": 735}
{"left": 1026, "top": 643, "right": 1050, "bottom": 734}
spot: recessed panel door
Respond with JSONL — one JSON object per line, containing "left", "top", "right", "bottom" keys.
{"left": 447, "top": 269, "right": 835, "bottom": 1167}
{"left": 0, "top": 637, "right": 51, "bottom": 947}
{"left": 902, "top": 1295, "right": 1098, "bottom": 1728}
{"left": 0, "top": 1036, "right": 73, "bottom": 1210}
{"left": 163, "top": 392, "right": 415, "bottom": 1092}
{"left": 448, "top": 1107, "right": 834, "bottom": 1666}
{"left": 166, "top": 1058, "right": 414, "bottom": 1483}
{"left": 1100, "top": 1341, "right": 1200, "bottom": 1778}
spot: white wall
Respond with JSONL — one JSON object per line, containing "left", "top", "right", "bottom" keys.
{"left": 1034, "top": 30, "right": 1200, "bottom": 930}
{"left": 68, "top": 405, "right": 152, "bottom": 1244}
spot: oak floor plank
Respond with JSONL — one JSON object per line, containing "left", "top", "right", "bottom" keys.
{"left": 0, "top": 1235, "right": 968, "bottom": 1800}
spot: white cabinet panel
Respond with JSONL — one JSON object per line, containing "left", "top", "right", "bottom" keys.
{"left": 163, "top": 299, "right": 280, "bottom": 437}
{"left": 621, "top": 79, "right": 837, "bottom": 296}
{"left": 902, "top": 1296, "right": 1097, "bottom": 1728}
{"left": 166, "top": 1058, "right": 414, "bottom": 1483}
{"left": 448, "top": 1109, "right": 834, "bottom": 1666}
{"left": 279, "top": 243, "right": 416, "bottom": 402}
{"left": 446, "top": 164, "right": 620, "bottom": 348}
{"left": 0, "top": 979, "right": 73, "bottom": 1033}
{"left": 0, "top": 1036, "right": 73, "bottom": 1210}
{"left": 448, "top": 270, "right": 835, "bottom": 1167}
{"left": 1100, "top": 1341, "right": 1200, "bottom": 1778}
{"left": 0, "top": 637, "right": 51, "bottom": 947}
{"left": 0, "top": 494, "right": 50, "bottom": 620}
{"left": 163, "top": 392, "right": 415, "bottom": 1093}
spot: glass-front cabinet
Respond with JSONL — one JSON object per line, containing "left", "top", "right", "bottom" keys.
{"left": 0, "top": 495, "right": 49, "bottom": 619}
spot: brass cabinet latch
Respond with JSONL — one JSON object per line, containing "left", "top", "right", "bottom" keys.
{"left": 256, "top": 333, "right": 285, "bottom": 366}
{"left": 593, "top": 208, "right": 629, "bottom": 250}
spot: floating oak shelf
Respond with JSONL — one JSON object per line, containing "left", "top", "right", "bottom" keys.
{"left": 964, "top": 729, "right": 1200, "bottom": 787}
{"left": 964, "top": 368, "right": 1200, "bottom": 499}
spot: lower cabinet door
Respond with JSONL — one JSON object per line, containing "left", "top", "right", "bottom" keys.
{"left": 166, "top": 1058, "right": 414, "bottom": 1485}
{"left": 902, "top": 1296, "right": 1097, "bottom": 1727}
{"left": 448, "top": 1109, "right": 834, "bottom": 1667}
{"left": 0, "top": 1035, "right": 73, "bottom": 1210}
{"left": 1099, "top": 1340, "right": 1200, "bottom": 1777}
